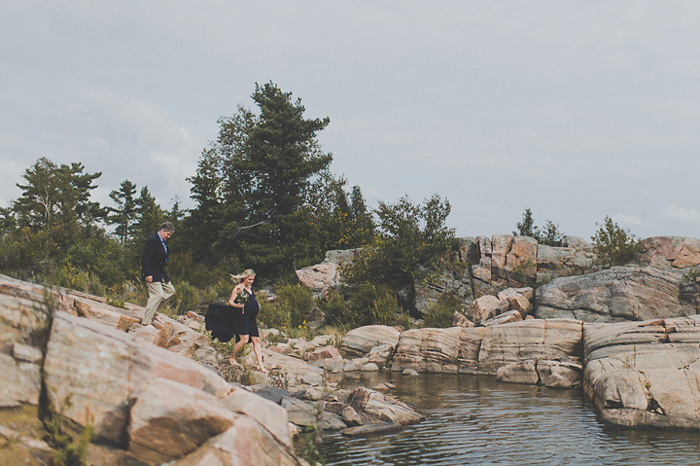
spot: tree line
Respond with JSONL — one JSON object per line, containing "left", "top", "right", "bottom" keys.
{"left": 0, "top": 82, "right": 637, "bottom": 330}
{"left": 0, "top": 82, "right": 456, "bottom": 326}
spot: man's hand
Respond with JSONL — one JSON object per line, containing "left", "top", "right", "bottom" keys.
{"left": 145, "top": 276, "right": 153, "bottom": 283}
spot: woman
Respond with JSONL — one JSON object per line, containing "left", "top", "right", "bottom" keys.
{"left": 227, "top": 269, "right": 267, "bottom": 373}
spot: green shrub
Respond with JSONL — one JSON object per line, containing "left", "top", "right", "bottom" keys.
{"left": 318, "top": 290, "right": 350, "bottom": 327}
{"left": 369, "top": 287, "right": 402, "bottom": 325}
{"left": 56, "top": 263, "right": 90, "bottom": 292}
{"left": 43, "top": 396, "right": 93, "bottom": 466}
{"left": 424, "top": 293, "right": 460, "bottom": 328}
{"left": 200, "top": 279, "right": 233, "bottom": 304}
{"left": 259, "top": 299, "right": 290, "bottom": 330}
{"left": 277, "top": 284, "right": 315, "bottom": 328}
{"left": 260, "top": 284, "right": 315, "bottom": 331}
{"left": 86, "top": 272, "right": 106, "bottom": 297}
{"left": 345, "top": 282, "right": 401, "bottom": 327}
{"left": 591, "top": 216, "right": 638, "bottom": 267}
{"left": 172, "top": 281, "right": 201, "bottom": 315}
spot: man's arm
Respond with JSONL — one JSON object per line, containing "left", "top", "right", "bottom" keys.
{"left": 141, "top": 236, "right": 157, "bottom": 281}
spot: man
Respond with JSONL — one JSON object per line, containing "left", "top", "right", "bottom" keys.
{"left": 141, "top": 221, "right": 176, "bottom": 325}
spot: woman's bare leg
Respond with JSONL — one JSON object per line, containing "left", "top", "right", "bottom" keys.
{"left": 251, "top": 336, "right": 267, "bottom": 373}
{"left": 229, "top": 334, "right": 249, "bottom": 365}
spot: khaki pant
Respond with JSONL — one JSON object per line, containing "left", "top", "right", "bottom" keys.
{"left": 143, "top": 280, "right": 176, "bottom": 325}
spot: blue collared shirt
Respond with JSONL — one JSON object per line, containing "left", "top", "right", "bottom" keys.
{"left": 158, "top": 232, "right": 168, "bottom": 261}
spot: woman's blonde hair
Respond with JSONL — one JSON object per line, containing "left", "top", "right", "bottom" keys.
{"left": 230, "top": 269, "right": 256, "bottom": 284}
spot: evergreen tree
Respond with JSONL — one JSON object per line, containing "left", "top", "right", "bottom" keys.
{"left": 185, "top": 148, "right": 226, "bottom": 262}
{"left": 513, "top": 208, "right": 564, "bottom": 246}
{"left": 349, "top": 185, "right": 375, "bottom": 246}
{"left": 133, "top": 187, "right": 164, "bottom": 243}
{"left": 107, "top": 180, "right": 138, "bottom": 244}
{"left": 592, "top": 216, "right": 638, "bottom": 267}
{"left": 195, "top": 82, "right": 333, "bottom": 276}
{"left": 13, "top": 157, "right": 104, "bottom": 247}
{"left": 344, "top": 194, "right": 456, "bottom": 292}
{"left": 514, "top": 208, "right": 537, "bottom": 238}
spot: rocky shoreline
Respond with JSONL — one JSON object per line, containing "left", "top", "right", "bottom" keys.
{"left": 3, "top": 235, "right": 700, "bottom": 463}
{"left": 0, "top": 274, "right": 423, "bottom": 465}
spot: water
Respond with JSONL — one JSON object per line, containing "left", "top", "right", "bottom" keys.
{"left": 316, "top": 373, "right": 700, "bottom": 465}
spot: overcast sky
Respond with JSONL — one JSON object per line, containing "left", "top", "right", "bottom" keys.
{"left": 2, "top": 1, "right": 700, "bottom": 240}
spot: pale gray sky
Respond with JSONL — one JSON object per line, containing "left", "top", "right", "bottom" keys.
{"left": 2, "top": 1, "right": 700, "bottom": 240}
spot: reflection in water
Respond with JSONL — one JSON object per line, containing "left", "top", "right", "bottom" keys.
{"left": 317, "top": 373, "right": 700, "bottom": 465}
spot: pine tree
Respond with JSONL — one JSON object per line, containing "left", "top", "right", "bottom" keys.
{"left": 192, "top": 82, "right": 333, "bottom": 276}
{"left": 13, "top": 157, "right": 104, "bottom": 247}
{"left": 107, "top": 180, "right": 138, "bottom": 244}
{"left": 133, "top": 187, "right": 164, "bottom": 243}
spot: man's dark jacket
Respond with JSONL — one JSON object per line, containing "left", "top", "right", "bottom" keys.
{"left": 141, "top": 232, "right": 170, "bottom": 282}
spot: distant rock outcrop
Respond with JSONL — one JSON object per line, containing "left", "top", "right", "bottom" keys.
{"left": 295, "top": 249, "right": 360, "bottom": 297}
{"left": 637, "top": 236, "right": 700, "bottom": 269}
{"left": 299, "top": 235, "right": 598, "bottom": 316}
{"left": 536, "top": 266, "right": 698, "bottom": 322}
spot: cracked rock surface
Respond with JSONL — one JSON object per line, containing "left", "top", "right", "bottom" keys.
{"left": 583, "top": 315, "right": 700, "bottom": 428}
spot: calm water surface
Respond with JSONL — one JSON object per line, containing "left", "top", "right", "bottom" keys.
{"left": 316, "top": 373, "right": 700, "bottom": 465}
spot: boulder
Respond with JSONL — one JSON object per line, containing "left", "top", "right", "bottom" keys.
{"left": 172, "top": 417, "right": 301, "bottom": 466}
{"left": 281, "top": 397, "right": 320, "bottom": 428}
{"left": 478, "top": 319, "right": 583, "bottom": 375}
{"left": 491, "top": 235, "right": 538, "bottom": 287}
{"left": 222, "top": 388, "right": 291, "bottom": 448}
{"left": 262, "top": 349, "right": 325, "bottom": 391}
{"left": 452, "top": 311, "right": 474, "bottom": 327}
{"left": 295, "top": 249, "right": 360, "bottom": 296}
{"left": 0, "top": 353, "right": 41, "bottom": 407}
{"left": 536, "top": 266, "right": 698, "bottom": 322}
{"left": 536, "top": 243, "right": 596, "bottom": 284}
{"left": 391, "top": 327, "right": 463, "bottom": 373}
{"left": 341, "top": 325, "right": 401, "bottom": 358}
{"left": 536, "top": 359, "right": 582, "bottom": 388}
{"left": 305, "top": 345, "right": 343, "bottom": 362}
{"left": 367, "top": 344, "right": 394, "bottom": 369}
{"left": 481, "top": 309, "right": 523, "bottom": 327}
{"left": 466, "top": 295, "right": 507, "bottom": 324}
{"left": 341, "top": 406, "right": 362, "bottom": 426}
{"left": 340, "top": 357, "right": 372, "bottom": 372}
{"left": 497, "top": 288, "right": 532, "bottom": 315}
{"left": 344, "top": 387, "right": 422, "bottom": 426}
{"left": 496, "top": 359, "right": 539, "bottom": 385}
{"left": 128, "top": 377, "right": 237, "bottom": 465}
{"left": 43, "top": 312, "right": 231, "bottom": 446}
{"left": 498, "top": 358, "right": 582, "bottom": 389}
{"left": 637, "top": 236, "right": 700, "bottom": 269}
{"left": 583, "top": 315, "right": 700, "bottom": 429}
{"left": 341, "top": 422, "right": 405, "bottom": 436}
{"left": 309, "top": 334, "right": 336, "bottom": 347}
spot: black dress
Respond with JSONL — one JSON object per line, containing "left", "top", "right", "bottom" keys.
{"left": 205, "top": 302, "right": 241, "bottom": 343}
{"left": 204, "top": 289, "right": 260, "bottom": 343}
{"left": 237, "top": 289, "right": 260, "bottom": 341}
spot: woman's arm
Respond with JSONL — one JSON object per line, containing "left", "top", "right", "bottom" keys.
{"left": 228, "top": 284, "right": 245, "bottom": 308}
